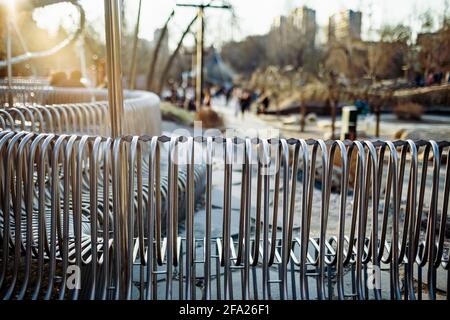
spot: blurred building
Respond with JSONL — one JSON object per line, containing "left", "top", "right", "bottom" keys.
{"left": 328, "top": 10, "right": 362, "bottom": 42}
{"left": 271, "top": 15, "right": 288, "bottom": 30}
{"left": 416, "top": 28, "right": 450, "bottom": 74}
{"left": 270, "top": 7, "right": 316, "bottom": 48}
{"left": 289, "top": 6, "right": 316, "bottom": 48}
{"left": 270, "top": 15, "right": 289, "bottom": 43}
{"left": 269, "top": 15, "right": 289, "bottom": 56}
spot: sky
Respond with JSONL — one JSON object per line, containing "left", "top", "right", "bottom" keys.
{"left": 32, "top": 0, "right": 449, "bottom": 48}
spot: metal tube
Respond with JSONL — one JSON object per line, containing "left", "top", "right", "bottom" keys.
{"left": 7, "top": 16, "right": 13, "bottom": 107}
{"left": 195, "top": 7, "right": 204, "bottom": 111}
{"left": 0, "top": 130, "right": 448, "bottom": 300}
{"left": 104, "top": 0, "right": 124, "bottom": 138}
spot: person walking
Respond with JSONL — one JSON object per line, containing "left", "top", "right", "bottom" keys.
{"left": 257, "top": 90, "right": 270, "bottom": 114}
{"left": 239, "top": 89, "right": 252, "bottom": 118}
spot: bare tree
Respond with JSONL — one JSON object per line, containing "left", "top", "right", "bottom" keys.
{"left": 158, "top": 14, "right": 198, "bottom": 94}
{"left": 128, "top": 0, "right": 142, "bottom": 89}
{"left": 147, "top": 10, "right": 175, "bottom": 91}
{"left": 417, "top": 22, "right": 450, "bottom": 76}
{"left": 366, "top": 24, "right": 411, "bottom": 81}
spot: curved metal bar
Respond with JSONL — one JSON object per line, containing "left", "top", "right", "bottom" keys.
{"left": 58, "top": 134, "right": 77, "bottom": 300}
{"left": 87, "top": 136, "right": 102, "bottom": 299}
{"left": 99, "top": 137, "right": 112, "bottom": 300}
{"left": 363, "top": 140, "right": 382, "bottom": 300}
{"left": 17, "top": 133, "right": 48, "bottom": 299}
{"left": 278, "top": 139, "right": 290, "bottom": 300}
{"left": 165, "top": 136, "right": 179, "bottom": 299}
{"left": 402, "top": 140, "right": 418, "bottom": 300}
{"left": 327, "top": 141, "right": 348, "bottom": 300}
{"left": 31, "top": 133, "right": 55, "bottom": 299}
{"left": 222, "top": 138, "right": 233, "bottom": 299}
{"left": 425, "top": 140, "right": 440, "bottom": 300}
{"left": 269, "top": 141, "right": 282, "bottom": 266}
{"left": 0, "top": 0, "right": 86, "bottom": 68}
{"left": 111, "top": 137, "right": 123, "bottom": 300}
{"left": 0, "top": 134, "right": 448, "bottom": 300}
{"left": 385, "top": 141, "right": 401, "bottom": 300}
{"left": 184, "top": 136, "right": 195, "bottom": 299}
{"left": 204, "top": 137, "right": 213, "bottom": 300}
{"left": 3, "top": 132, "right": 35, "bottom": 300}
{"left": 41, "top": 134, "right": 67, "bottom": 299}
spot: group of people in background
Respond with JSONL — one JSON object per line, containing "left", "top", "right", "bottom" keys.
{"left": 415, "top": 70, "right": 450, "bottom": 87}
{"left": 224, "top": 87, "right": 271, "bottom": 117}
{"left": 163, "top": 82, "right": 272, "bottom": 117}
{"left": 49, "top": 70, "right": 85, "bottom": 88}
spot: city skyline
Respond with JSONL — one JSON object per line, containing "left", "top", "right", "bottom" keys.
{"left": 32, "top": 0, "right": 449, "bottom": 49}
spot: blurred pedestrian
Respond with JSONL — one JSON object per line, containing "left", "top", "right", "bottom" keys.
{"left": 231, "top": 88, "right": 240, "bottom": 117}
{"left": 225, "top": 84, "right": 233, "bottom": 106}
{"left": 434, "top": 71, "right": 444, "bottom": 85}
{"left": 203, "top": 87, "right": 212, "bottom": 107}
{"left": 427, "top": 72, "right": 434, "bottom": 86}
{"left": 49, "top": 71, "right": 68, "bottom": 87}
{"left": 66, "top": 70, "right": 85, "bottom": 88}
{"left": 239, "top": 89, "right": 252, "bottom": 117}
{"left": 257, "top": 90, "right": 270, "bottom": 114}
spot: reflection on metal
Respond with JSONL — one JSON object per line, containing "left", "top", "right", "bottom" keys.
{"left": 0, "top": 1, "right": 86, "bottom": 68}
{"left": 0, "top": 129, "right": 448, "bottom": 299}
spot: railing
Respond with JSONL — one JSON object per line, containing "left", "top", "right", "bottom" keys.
{"left": 0, "top": 86, "right": 161, "bottom": 136}
{"left": 0, "top": 78, "right": 49, "bottom": 86}
{"left": 0, "top": 130, "right": 448, "bottom": 300}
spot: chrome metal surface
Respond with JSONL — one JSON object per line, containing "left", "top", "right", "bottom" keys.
{"left": 0, "top": 131, "right": 448, "bottom": 300}
{"left": 0, "top": 86, "right": 161, "bottom": 136}
{"left": 104, "top": 0, "right": 124, "bottom": 138}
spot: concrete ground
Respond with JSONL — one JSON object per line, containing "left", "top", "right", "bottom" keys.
{"left": 211, "top": 96, "right": 450, "bottom": 141}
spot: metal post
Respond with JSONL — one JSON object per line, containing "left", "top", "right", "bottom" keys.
{"left": 104, "top": 0, "right": 127, "bottom": 299}
{"left": 7, "top": 15, "right": 13, "bottom": 107}
{"left": 195, "top": 7, "right": 204, "bottom": 111}
{"left": 177, "top": 2, "right": 231, "bottom": 111}
{"left": 105, "top": 0, "right": 124, "bottom": 138}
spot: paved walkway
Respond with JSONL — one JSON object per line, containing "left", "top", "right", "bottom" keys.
{"left": 212, "top": 96, "right": 450, "bottom": 141}
{"left": 212, "top": 100, "right": 273, "bottom": 131}
{"left": 212, "top": 98, "right": 320, "bottom": 140}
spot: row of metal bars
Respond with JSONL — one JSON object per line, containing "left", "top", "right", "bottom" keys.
{"left": 0, "top": 86, "right": 161, "bottom": 137}
{"left": 0, "top": 130, "right": 449, "bottom": 300}
{"left": 0, "top": 0, "right": 449, "bottom": 301}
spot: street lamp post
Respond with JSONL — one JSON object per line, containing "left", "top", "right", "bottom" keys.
{"left": 177, "top": 2, "right": 231, "bottom": 111}
{"left": 195, "top": 6, "right": 204, "bottom": 111}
